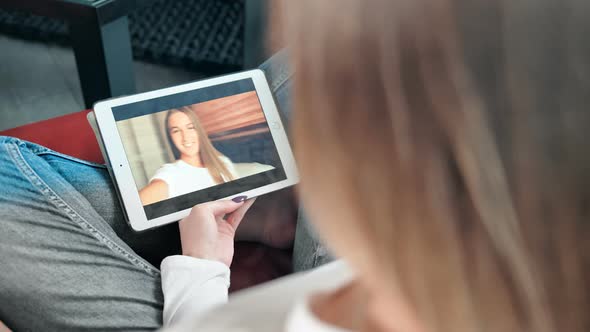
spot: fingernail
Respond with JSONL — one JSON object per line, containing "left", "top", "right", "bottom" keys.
{"left": 232, "top": 196, "right": 247, "bottom": 203}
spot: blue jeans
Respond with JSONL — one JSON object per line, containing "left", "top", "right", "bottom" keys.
{"left": 0, "top": 52, "right": 331, "bottom": 331}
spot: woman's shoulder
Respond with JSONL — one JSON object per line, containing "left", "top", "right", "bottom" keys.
{"left": 151, "top": 161, "right": 184, "bottom": 182}
{"left": 165, "top": 261, "right": 352, "bottom": 332}
{"left": 218, "top": 155, "right": 238, "bottom": 177}
{"left": 218, "top": 155, "right": 233, "bottom": 165}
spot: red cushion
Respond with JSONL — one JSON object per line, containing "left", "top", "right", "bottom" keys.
{"left": 0, "top": 110, "right": 104, "bottom": 164}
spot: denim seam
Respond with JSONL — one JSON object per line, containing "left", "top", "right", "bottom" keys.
{"left": 41, "top": 154, "right": 107, "bottom": 170}
{"left": 270, "top": 67, "right": 293, "bottom": 93}
{"left": 6, "top": 142, "right": 159, "bottom": 276}
{"left": 312, "top": 242, "right": 321, "bottom": 268}
{"left": 36, "top": 151, "right": 106, "bottom": 169}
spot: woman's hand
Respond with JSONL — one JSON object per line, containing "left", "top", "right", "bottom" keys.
{"left": 179, "top": 197, "right": 256, "bottom": 267}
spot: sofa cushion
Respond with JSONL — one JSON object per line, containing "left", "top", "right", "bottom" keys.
{"left": 0, "top": 110, "right": 104, "bottom": 164}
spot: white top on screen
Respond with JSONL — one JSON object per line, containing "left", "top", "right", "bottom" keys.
{"left": 150, "top": 157, "right": 237, "bottom": 198}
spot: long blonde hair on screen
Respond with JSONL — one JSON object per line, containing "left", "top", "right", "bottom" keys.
{"left": 289, "top": 0, "right": 590, "bottom": 331}
{"left": 165, "top": 106, "right": 235, "bottom": 184}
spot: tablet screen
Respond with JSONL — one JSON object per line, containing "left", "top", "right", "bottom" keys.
{"left": 112, "top": 78, "right": 287, "bottom": 220}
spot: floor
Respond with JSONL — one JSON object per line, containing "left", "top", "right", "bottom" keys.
{"left": 0, "top": 34, "right": 206, "bottom": 131}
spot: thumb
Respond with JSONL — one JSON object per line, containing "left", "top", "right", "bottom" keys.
{"left": 226, "top": 198, "right": 256, "bottom": 229}
{"left": 206, "top": 198, "right": 246, "bottom": 216}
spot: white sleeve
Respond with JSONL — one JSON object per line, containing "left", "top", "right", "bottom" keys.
{"left": 220, "top": 156, "right": 238, "bottom": 179}
{"left": 160, "top": 255, "right": 231, "bottom": 327}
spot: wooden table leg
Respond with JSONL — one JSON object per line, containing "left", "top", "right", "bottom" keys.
{"left": 69, "top": 14, "right": 136, "bottom": 108}
{"left": 244, "top": 0, "right": 269, "bottom": 69}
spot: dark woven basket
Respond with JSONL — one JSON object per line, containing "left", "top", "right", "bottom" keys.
{"left": 0, "top": 0, "right": 244, "bottom": 73}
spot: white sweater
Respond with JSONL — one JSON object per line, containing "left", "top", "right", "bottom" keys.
{"left": 160, "top": 256, "right": 352, "bottom": 331}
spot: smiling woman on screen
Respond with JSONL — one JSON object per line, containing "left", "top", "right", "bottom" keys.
{"left": 139, "top": 107, "right": 237, "bottom": 205}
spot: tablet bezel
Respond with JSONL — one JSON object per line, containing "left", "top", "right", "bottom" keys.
{"left": 93, "top": 69, "right": 299, "bottom": 231}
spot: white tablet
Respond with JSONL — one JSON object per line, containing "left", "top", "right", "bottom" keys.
{"left": 93, "top": 69, "right": 299, "bottom": 231}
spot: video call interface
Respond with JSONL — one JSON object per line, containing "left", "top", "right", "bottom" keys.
{"left": 113, "top": 79, "right": 287, "bottom": 220}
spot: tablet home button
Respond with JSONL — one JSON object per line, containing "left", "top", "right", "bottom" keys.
{"left": 270, "top": 121, "right": 281, "bottom": 130}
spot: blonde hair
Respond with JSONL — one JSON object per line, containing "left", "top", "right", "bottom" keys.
{"left": 289, "top": 0, "right": 590, "bottom": 331}
{"left": 165, "top": 107, "right": 235, "bottom": 184}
